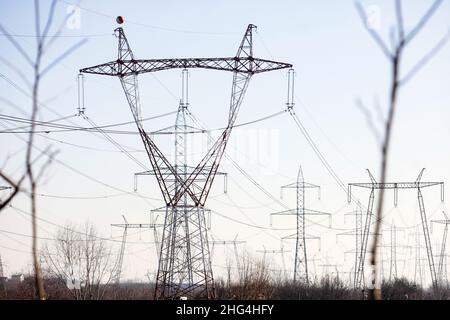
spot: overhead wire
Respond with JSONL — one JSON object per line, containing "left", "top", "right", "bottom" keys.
{"left": 56, "top": 0, "right": 240, "bottom": 36}
{"left": 187, "top": 109, "right": 339, "bottom": 231}
{"left": 0, "top": 121, "right": 162, "bottom": 205}
{"left": 81, "top": 114, "right": 149, "bottom": 171}
{"left": 0, "top": 109, "right": 283, "bottom": 135}
{"left": 9, "top": 205, "right": 156, "bottom": 245}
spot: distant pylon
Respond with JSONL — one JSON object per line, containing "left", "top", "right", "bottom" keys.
{"left": 390, "top": 223, "right": 397, "bottom": 282}
{"left": 348, "top": 168, "right": 444, "bottom": 288}
{"left": 431, "top": 211, "right": 450, "bottom": 284}
{"left": 110, "top": 215, "right": 156, "bottom": 284}
{"left": 256, "top": 245, "right": 291, "bottom": 277}
{"left": 271, "top": 165, "right": 330, "bottom": 285}
{"left": 0, "top": 254, "right": 4, "bottom": 278}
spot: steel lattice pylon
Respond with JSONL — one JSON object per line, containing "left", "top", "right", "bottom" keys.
{"left": 431, "top": 212, "right": 450, "bottom": 285}
{"left": 271, "top": 166, "right": 330, "bottom": 284}
{"left": 348, "top": 168, "right": 445, "bottom": 289}
{"left": 80, "top": 24, "right": 291, "bottom": 299}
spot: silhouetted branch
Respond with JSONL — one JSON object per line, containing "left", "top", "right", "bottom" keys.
{"left": 403, "top": 0, "right": 443, "bottom": 45}
{"left": 355, "top": 98, "right": 382, "bottom": 146}
{"left": 0, "top": 25, "right": 34, "bottom": 66}
{"left": 395, "top": 0, "right": 405, "bottom": 41}
{"left": 355, "top": 2, "right": 392, "bottom": 59}
{"left": 400, "top": 27, "right": 450, "bottom": 85}
{"left": 41, "top": 38, "right": 88, "bottom": 76}
{"left": 0, "top": 56, "right": 33, "bottom": 89}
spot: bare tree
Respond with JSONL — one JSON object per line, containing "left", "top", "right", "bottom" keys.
{"left": 0, "top": 0, "right": 85, "bottom": 299}
{"left": 356, "top": 0, "right": 449, "bottom": 299}
{"left": 230, "top": 251, "right": 273, "bottom": 299}
{"left": 41, "top": 222, "right": 116, "bottom": 300}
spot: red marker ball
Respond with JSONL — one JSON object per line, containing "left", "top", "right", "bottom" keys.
{"left": 116, "top": 16, "right": 124, "bottom": 24}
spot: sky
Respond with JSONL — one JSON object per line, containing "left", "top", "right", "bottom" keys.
{"left": 0, "top": 0, "right": 449, "bottom": 287}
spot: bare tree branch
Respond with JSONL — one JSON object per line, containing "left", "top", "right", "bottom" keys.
{"left": 41, "top": 0, "right": 58, "bottom": 39}
{"left": 0, "top": 56, "right": 33, "bottom": 89}
{"left": 355, "top": 98, "right": 382, "bottom": 146}
{"left": 404, "top": 0, "right": 443, "bottom": 45}
{"left": 40, "top": 38, "right": 88, "bottom": 77}
{"left": 395, "top": 0, "right": 405, "bottom": 41}
{"left": 400, "top": 27, "right": 450, "bottom": 85}
{"left": 373, "top": 95, "right": 385, "bottom": 125}
{"left": 44, "top": 0, "right": 82, "bottom": 51}
{"left": 355, "top": 2, "right": 392, "bottom": 59}
{"left": 0, "top": 25, "right": 34, "bottom": 66}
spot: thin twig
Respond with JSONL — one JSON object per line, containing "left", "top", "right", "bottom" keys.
{"left": 400, "top": 28, "right": 450, "bottom": 85}
{"left": 403, "top": 0, "right": 444, "bottom": 45}
{"left": 355, "top": 2, "right": 392, "bottom": 59}
{"left": 355, "top": 98, "right": 382, "bottom": 146}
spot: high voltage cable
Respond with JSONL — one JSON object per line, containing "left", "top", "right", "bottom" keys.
{"left": 13, "top": 208, "right": 154, "bottom": 242}
{"left": 0, "top": 121, "right": 161, "bottom": 205}
{"left": 81, "top": 114, "right": 149, "bottom": 171}
{"left": 0, "top": 71, "right": 154, "bottom": 150}
{"left": 288, "top": 109, "right": 347, "bottom": 194}
{"left": 0, "top": 228, "right": 155, "bottom": 250}
{"left": 0, "top": 231, "right": 152, "bottom": 258}
{"left": 0, "top": 109, "right": 284, "bottom": 134}
{"left": 56, "top": 0, "right": 239, "bottom": 36}
{"left": 9, "top": 206, "right": 156, "bottom": 245}
{"left": 211, "top": 209, "right": 294, "bottom": 231}
{"left": 0, "top": 33, "right": 112, "bottom": 38}
{"left": 186, "top": 109, "right": 291, "bottom": 212}
{"left": 23, "top": 190, "right": 131, "bottom": 200}
{"left": 0, "top": 110, "right": 178, "bottom": 133}
{"left": 186, "top": 110, "right": 341, "bottom": 231}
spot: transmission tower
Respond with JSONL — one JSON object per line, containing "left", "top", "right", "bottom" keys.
{"left": 210, "top": 236, "right": 245, "bottom": 286}
{"left": 110, "top": 215, "right": 129, "bottom": 284}
{"left": 338, "top": 203, "right": 374, "bottom": 288}
{"left": 348, "top": 168, "right": 444, "bottom": 288}
{"left": 431, "top": 211, "right": 450, "bottom": 284}
{"left": 389, "top": 224, "right": 397, "bottom": 282}
{"left": 270, "top": 165, "right": 330, "bottom": 285}
{"left": 0, "top": 254, "right": 5, "bottom": 298}
{"left": 110, "top": 215, "right": 156, "bottom": 284}
{"left": 81, "top": 23, "right": 291, "bottom": 299}
{"left": 256, "top": 245, "right": 291, "bottom": 276}
{"left": 210, "top": 236, "right": 245, "bottom": 264}
{"left": 409, "top": 229, "right": 427, "bottom": 287}
{"left": 319, "top": 252, "right": 343, "bottom": 278}
{"left": 375, "top": 229, "right": 409, "bottom": 282}
{"left": 0, "top": 255, "right": 3, "bottom": 277}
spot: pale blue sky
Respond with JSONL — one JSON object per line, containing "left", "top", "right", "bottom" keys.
{"left": 0, "top": 0, "right": 449, "bottom": 285}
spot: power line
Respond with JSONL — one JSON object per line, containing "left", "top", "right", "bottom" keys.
{"left": 56, "top": 0, "right": 239, "bottom": 36}
{"left": 0, "top": 110, "right": 178, "bottom": 133}
{"left": 289, "top": 110, "right": 347, "bottom": 194}
{"left": 0, "top": 121, "right": 160, "bottom": 205}
{"left": 0, "top": 33, "right": 112, "bottom": 38}
{"left": 0, "top": 109, "right": 283, "bottom": 135}
{"left": 9, "top": 205, "right": 156, "bottom": 245}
